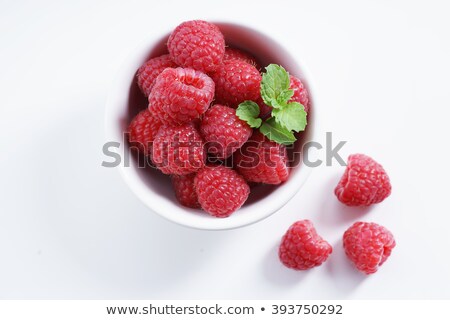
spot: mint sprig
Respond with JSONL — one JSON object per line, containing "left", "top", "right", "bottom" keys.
{"left": 260, "top": 118, "right": 296, "bottom": 145}
{"left": 236, "top": 101, "right": 262, "bottom": 128}
{"left": 261, "top": 64, "right": 292, "bottom": 108}
{"left": 236, "top": 64, "right": 308, "bottom": 145}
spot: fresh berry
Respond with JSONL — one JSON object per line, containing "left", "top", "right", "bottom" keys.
{"left": 194, "top": 166, "right": 249, "bottom": 218}
{"left": 289, "top": 75, "right": 310, "bottom": 113}
{"left": 136, "top": 54, "right": 178, "bottom": 97}
{"left": 234, "top": 131, "right": 289, "bottom": 184}
{"left": 223, "top": 48, "right": 258, "bottom": 67}
{"left": 148, "top": 67, "right": 215, "bottom": 125}
{"left": 127, "top": 109, "right": 162, "bottom": 155}
{"left": 171, "top": 174, "right": 200, "bottom": 208}
{"left": 167, "top": 20, "right": 225, "bottom": 73}
{"left": 335, "top": 154, "right": 392, "bottom": 206}
{"left": 152, "top": 124, "right": 205, "bottom": 175}
{"left": 256, "top": 75, "right": 310, "bottom": 118}
{"left": 343, "top": 222, "right": 396, "bottom": 274}
{"left": 256, "top": 97, "right": 272, "bottom": 119}
{"left": 200, "top": 104, "right": 252, "bottom": 159}
{"left": 211, "top": 60, "right": 261, "bottom": 107}
{"left": 279, "top": 220, "right": 332, "bottom": 270}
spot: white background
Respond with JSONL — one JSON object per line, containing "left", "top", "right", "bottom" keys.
{"left": 1, "top": 0, "right": 450, "bottom": 299}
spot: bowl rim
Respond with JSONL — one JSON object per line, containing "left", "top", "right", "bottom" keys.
{"left": 104, "top": 21, "right": 317, "bottom": 230}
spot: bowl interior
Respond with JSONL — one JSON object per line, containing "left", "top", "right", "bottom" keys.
{"left": 107, "top": 22, "right": 315, "bottom": 230}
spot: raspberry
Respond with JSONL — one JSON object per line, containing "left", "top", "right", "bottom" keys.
{"left": 200, "top": 104, "right": 252, "bottom": 159}
{"left": 194, "top": 166, "right": 249, "bottom": 218}
{"left": 223, "top": 48, "right": 258, "bottom": 67}
{"left": 343, "top": 222, "right": 396, "bottom": 274}
{"left": 211, "top": 60, "right": 261, "bottom": 108}
{"left": 279, "top": 220, "right": 332, "bottom": 270}
{"left": 152, "top": 124, "right": 205, "bottom": 175}
{"left": 289, "top": 75, "right": 310, "bottom": 113}
{"left": 127, "top": 109, "right": 162, "bottom": 155}
{"left": 148, "top": 67, "right": 215, "bottom": 125}
{"left": 256, "top": 97, "right": 272, "bottom": 119}
{"left": 256, "top": 75, "right": 310, "bottom": 118}
{"left": 234, "top": 131, "right": 289, "bottom": 184}
{"left": 171, "top": 173, "right": 200, "bottom": 208}
{"left": 167, "top": 20, "right": 225, "bottom": 73}
{"left": 335, "top": 154, "right": 392, "bottom": 206}
{"left": 136, "top": 54, "right": 178, "bottom": 97}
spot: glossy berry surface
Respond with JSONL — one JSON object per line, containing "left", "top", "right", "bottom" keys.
{"left": 200, "top": 104, "right": 252, "bottom": 159}
{"left": 148, "top": 67, "right": 214, "bottom": 125}
{"left": 234, "top": 131, "right": 289, "bottom": 184}
{"left": 127, "top": 109, "right": 162, "bottom": 155}
{"left": 194, "top": 166, "right": 249, "bottom": 218}
{"left": 279, "top": 220, "right": 332, "bottom": 270}
{"left": 343, "top": 222, "right": 396, "bottom": 274}
{"left": 171, "top": 173, "right": 200, "bottom": 208}
{"left": 152, "top": 124, "right": 205, "bottom": 175}
{"left": 335, "top": 154, "right": 392, "bottom": 206}
{"left": 167, "top": 20, "right": 225, "bottom": 73}
{"left": 137, "top": 54, "right": 178, "bottom": 97}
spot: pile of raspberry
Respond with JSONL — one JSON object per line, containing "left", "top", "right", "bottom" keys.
{"left": 128, "top": 20, "right": 310, "bottom": 218}
{"left": 128, "top": 20, "right": 396, "bottom": 275}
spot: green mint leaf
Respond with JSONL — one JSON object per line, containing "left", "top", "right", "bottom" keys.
{"left": 260, "top": 64, "right": 291, "bottom": 107}
{"left": 259, "top": 117, "right": 296, "bottom": 145}
{"left": 277, "top": 89, "right": 294, "bottom": 104}
{"left": 272, "top": 102, "right": 307, "bottom": 132}
{"left": 236, "top": 101, "right": 262, "bottom": 128}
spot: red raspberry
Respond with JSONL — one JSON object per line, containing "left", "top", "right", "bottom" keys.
{"left": 167, "top": 20, "right": 225, "bottom": 73}
{"left": 223, "top": 48, "right": 258, "bottom": 67}
{"left": 136, "top": 54, "right": 178, "bottom": 97}
{"left": 257, "top": 75, "right": 310, "bottom": 118}
{"left": 194, "top": 166, "right": 250, "bottom": 218}
{"left": 289, "top": 75, "right": 310, "bottom": 113}
{"left": 211, "top": 60, "right": 261, "bottom": 108}
{"left": 256, "top": 97, "right": 272, "bottom": 119}
{"left": 343, "top": 222, "right": 396, "bottom": 274}
{"left": 171, "top": 174, "right": 200, "bottom": 208}
{"left": 127, "top": 109, "right": 162, "bottom": 155}
{"left": 148, "top": 67, "right": 215, "bottom": 125}
{"left": 200, "top": 104, "right": 252, "bottom": 159}
{"left": 152, "top": 124, "right": 205, "bottom": 175}
{"left": 279, "top": 220, "right": 332, "bottom": 270}
{"left": 335, "top": 154, "right": 392, "bottom": 206}
{"left": 234, "top": 131, "right": 290, "bottom": 184}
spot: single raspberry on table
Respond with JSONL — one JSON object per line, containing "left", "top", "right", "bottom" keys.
{"left": 148, "top": 67, "right": 215, "bottom": 125}
{"left": 127, "top": 109, "right": 162, "bottom": 155}
{"left": 343, "top": 222, "right": 396, "bottom": 274}
{"left": 223, "top": 48, "right": 258, "bottom": 67}
{"left": 335, "top": 154, "right": 392, "bottom": 206}
{"left": 200, "top": 104, "right": 252, "bottom": 159}
{"left": 257, "top": 75, "right": 310, "bottom": 118}
{"left": 152, "top": 123, "right": 205, "bottom": 175}
{"left": 211, "top": 59, "right": 261, "bottom": 107}
{"left": 279, "top": 220, "right": 332, "bottom": 270}
{"left": 234, "top": 131, "right": 290, "bottom": 185}
{"left": 136, "top": 54, "right": 178, "bottom": 97}
{"left": 171, "top": 173, "right": 200, "bottom": 208}
{"left": 194, "top": 165, "right": 250, "bottom": 218}
{"left": 167, "top": 20, "right": 225, "bottom": 73}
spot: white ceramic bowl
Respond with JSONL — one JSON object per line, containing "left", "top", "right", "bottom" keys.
{"left": 105, "top": 22, "right": 316, "bottom": 230}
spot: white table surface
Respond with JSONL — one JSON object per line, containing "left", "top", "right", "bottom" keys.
{"left": 1, "top": 0, "right": 450, "bottom": 299}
